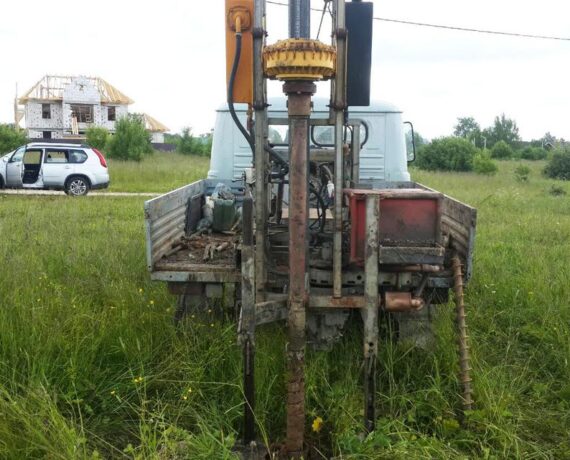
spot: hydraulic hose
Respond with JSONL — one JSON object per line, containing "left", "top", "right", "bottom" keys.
{"left": 228, "top": 30, "right": 255, "bottom": 156}
{"left": 228, "top": 28, "right": 290, "bottom": 178}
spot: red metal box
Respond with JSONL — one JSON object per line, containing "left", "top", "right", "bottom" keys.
{"left": 345, "top": 188, "right": 443, "bottom": 264}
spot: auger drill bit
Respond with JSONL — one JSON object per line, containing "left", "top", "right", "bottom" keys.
{"left": 451, "top": 255, "right": 474, "bottom": 412}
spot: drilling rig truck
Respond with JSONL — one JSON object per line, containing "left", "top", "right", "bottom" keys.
{"left": 144, "top": 0, "right": 476, "bottom": 457}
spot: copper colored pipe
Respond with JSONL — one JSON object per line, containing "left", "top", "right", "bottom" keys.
{"left": 384, "top": 292, "right": 425, "bottom": 313}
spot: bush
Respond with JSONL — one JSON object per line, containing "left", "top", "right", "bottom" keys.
{"left": 0, "top": 124, "right": 27, "bottom": 155}
{"left": 548, "top": 184, "right": 567, "bottom": 196}
{"left": 544, "top": 149, "right": 570, "bottom": 180}
{"left": 490, "top": 140, "right": 514, "bottom": 159}
{"left": 197, "top": 134, "right": 213, "bottom": 157}
{"left": 473, "top": 151, "right": 498, "bottom": 175}
{"left": 514, "top": 165, "right": 531, "bottom": 182}
{"left": 519, "top": 146, "right": 547, "bottom": 161}
{"left": 175, "top": 128, "right": 212, "bottom": 157}
{"left": 176, "top": 127, "right": 196, "bottom": 155}
{"left": 86, "top": 126, "right": 109, "bottom": 152}
{"left": 106, "top": 115, "right": 152, "bottom": 161}
{"left": 416, "top": 137, "right": 478, "bottom": 172}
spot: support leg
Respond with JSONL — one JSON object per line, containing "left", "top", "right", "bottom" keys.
{"left": 240, "top": 193, "right": 257, "bottom": 444}
{"left": 362, "top": 195, "right": 379, "bottom": 432}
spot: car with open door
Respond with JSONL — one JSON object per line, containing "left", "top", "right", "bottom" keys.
{"left": 0, "top": 143, "right": 109, "bottom": 196}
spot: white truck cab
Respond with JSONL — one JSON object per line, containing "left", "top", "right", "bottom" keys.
{"left": 208, "top": 97, "right": 412, "bottom": 183}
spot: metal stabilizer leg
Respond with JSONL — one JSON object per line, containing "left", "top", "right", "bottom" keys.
{"left": 235, "top": 192, "right": 264, "bottom": 460}
{"left": 362, "top": 195, "right": 379, "bottom": 432}
{"left": 451, "top": 255, "right": 474, "bottom": 413}
{"left": 243, "top": 337, "right": 256, "bottom": 443}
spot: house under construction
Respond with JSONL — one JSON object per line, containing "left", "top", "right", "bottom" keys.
{"left": 15, "top": 75, "right": 169, "bottom": 143}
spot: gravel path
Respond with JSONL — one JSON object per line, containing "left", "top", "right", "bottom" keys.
{"left": 0, "top": 189, "right": 159, "bottom": 197}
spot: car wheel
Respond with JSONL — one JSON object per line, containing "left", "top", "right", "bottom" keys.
{"left": 65, "top": 176, "right": 90, "bottom": 196}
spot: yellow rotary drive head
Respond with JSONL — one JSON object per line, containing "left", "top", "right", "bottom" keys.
{"left": 263, "top": 39, "right": 336, "bottom": 81}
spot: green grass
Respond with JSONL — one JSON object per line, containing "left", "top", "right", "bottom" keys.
{"left": 106, "top": 152, "right": 210, "bottom": 193}
{"left": 0, "top": 160, "right": 569, "bottom": 458}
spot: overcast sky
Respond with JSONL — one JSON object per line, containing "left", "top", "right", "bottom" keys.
{"left": 1, "top": 0, "right": 568, "bottom": 140}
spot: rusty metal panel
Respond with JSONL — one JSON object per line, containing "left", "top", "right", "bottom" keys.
{"left": 346, "top": 188, "right": 443, "bottom": 265}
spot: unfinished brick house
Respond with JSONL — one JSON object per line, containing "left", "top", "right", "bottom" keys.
{"left": 17, "top": 75, "right": 168, "bottom": 143}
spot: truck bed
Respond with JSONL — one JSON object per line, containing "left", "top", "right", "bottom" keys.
{"left": 144, "top": 180, "right": 476, "bottom": 284}
{"left": 144, "top": 179, "right": 243, "bottom": 283}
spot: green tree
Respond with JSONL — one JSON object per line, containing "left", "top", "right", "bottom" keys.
{"left": 106, "top": 114, "right": 152, "bottom": 161}
{"left": 416, "top": 137, "right": 478, "bottom": 172}
{"left": 0, "top": 124, "right": 27, "bottom": 155}
{"left": 197, "top": 132, "right": 213, "bottom": 157}
{"left": 176, "top": 127, "right": 196, "bottom": 155}
{"left": 86, "top": 126, "right": 109, "bottom": 152}
{"left": 454, "top": 116, "right": 482, "bottom": 143}
{"left": 484, "top": 114, "right": 520, "bottom": 148}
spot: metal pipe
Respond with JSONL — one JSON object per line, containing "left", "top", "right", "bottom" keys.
{"left": 351, "top": 121, "right": 361, "bottom": 186}
{"left": 384, "top": 292, "right": 425, "bottom": 313}
{"left": 289, "top": 0, "right": 311, "bottom": 38}
{"left": 363, "top": 194, "right": 379, "bottom": 432}
{"left": 254, "top": 0, "right": 267, "bottom": 302}
{"left": 284, "top": 80, "right": 315, "bottom": 458}
{"left": 240, "top": 193, "right": 256, "bottom": 444}
{"left": 333, "top": 0, "right": 347, "bottom": 298}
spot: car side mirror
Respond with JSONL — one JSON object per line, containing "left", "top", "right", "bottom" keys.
{"left": 404, "top": 121, "right": 416, "bottom": 163}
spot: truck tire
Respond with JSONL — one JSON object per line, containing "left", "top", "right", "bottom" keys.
{"left": 65, "top": 176, "right": 90, "bottom": 196}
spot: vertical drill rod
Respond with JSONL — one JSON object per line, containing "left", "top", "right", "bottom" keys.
{"left": 284, "top": 81, "right": 315, "bottom": 458}
{"left": 289, "top": 0, "right": 311, "bottom": 38}
{"left": 451, "top": 255, "right": 474, "bottom": 412}
{"left": 363, "top": 195, "right": 379, "bottom": 432}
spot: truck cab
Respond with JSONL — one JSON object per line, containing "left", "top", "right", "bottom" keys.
{"left": 207, "top": 97, "right": 413, "bottom": 184}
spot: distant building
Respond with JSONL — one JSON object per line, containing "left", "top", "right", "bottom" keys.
{"left": 16, "top": 75, "right": 168, "bottom": 143}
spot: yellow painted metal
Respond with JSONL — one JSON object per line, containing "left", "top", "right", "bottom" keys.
{"left": 225, "top": 0, "right": 254, "bottom": 104}
{"left": 263, "top": 39, "right": 336, "bottom": 81}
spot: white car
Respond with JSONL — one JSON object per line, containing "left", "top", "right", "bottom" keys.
{"left": 0, "top": 143, "right": 110, "bottom": 196}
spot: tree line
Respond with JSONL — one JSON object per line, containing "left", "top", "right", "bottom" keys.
{"left": 413, "top": 114, "right": 570, "bottom": 180}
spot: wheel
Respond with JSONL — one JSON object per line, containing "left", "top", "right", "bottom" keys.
{"left": 65, "top": 176, "right": 90, "bottom": 196}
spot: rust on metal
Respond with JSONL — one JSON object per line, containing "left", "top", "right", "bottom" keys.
{"left": 451, "top": 255, "right": 474, "bottom": 412}
{"left": 383, "top": 291, "right": 425, "bottom": 312}
{"left": 363, "top": 194, "right": 380, "bottom": 432}
{"left": 284, "top": 79, "right": 316, "bottom": 457}
{"left": 381, "top": 264, "right": 443, "bottom": 273}
{"left": 309, "top": 295, "right": 368, "bottom": 309}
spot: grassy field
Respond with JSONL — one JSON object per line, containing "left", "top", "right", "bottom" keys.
{"left": 106, "top": 153, "right": 210, "bottom": 193}
{"left": 0, "top": 158, "right": 569, "bottom": 459}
